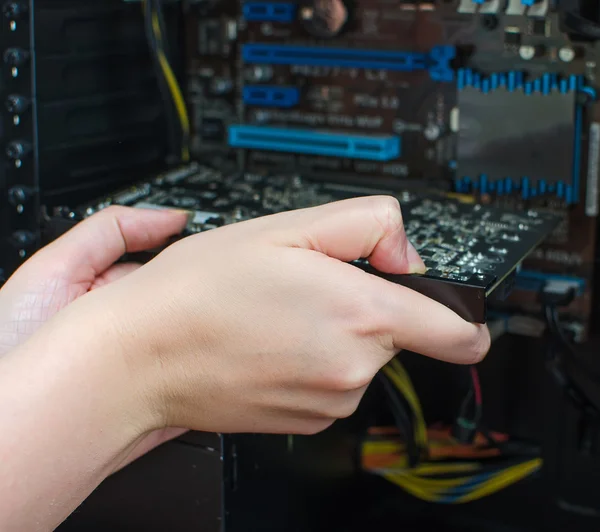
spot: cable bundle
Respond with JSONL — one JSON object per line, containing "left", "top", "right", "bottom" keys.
{"left": 363, "top": 360, "right": 542, "bottom": 504}
{"left": 142, "top": 0, "right": 191, "bottom": 163}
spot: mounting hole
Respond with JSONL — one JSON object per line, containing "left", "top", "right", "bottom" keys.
{"left": 481, "top": 15, "right": 499, "bottom": 31}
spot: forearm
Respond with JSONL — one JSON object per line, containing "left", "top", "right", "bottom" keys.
{"left": 0, "top": 293, "right": 155, "bottom": 531}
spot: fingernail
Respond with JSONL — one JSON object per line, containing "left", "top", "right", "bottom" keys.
{"left": 406, "top": 241, "right": 427, "bottom": 274}
{"left": 175, "top": 209, "right": 195, "bottom": 224}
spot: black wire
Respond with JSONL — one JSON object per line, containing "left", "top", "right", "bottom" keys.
{"left": 543, "top": 304, "right": 600, "bottom": 419}
{"left": 376, "top": 372, "right": 420, "bottom": 467}
{"left": 558, "top": 0, "right": 600, "bottom": 38}
{"left": 546, "top": 306, "right": 600, "bottom": 384}
{"left": 143, "top": 0, "right": 180, "bottom": 162}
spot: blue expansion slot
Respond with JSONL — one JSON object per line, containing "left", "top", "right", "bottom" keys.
{"left": 242, "top": 2, "right": 296, "bottom": 22}
{"left": 242, "top": 44, "right": 456, "bottom": 82}
{"left": 521, "top": 0, "right": 535, "bottom": 5}
{"left": 514, "top": 270, "right": 585, "bottom": 295}
{"left": 242, "top": 85, "right": 300, "bottom": 107}
{"left": 228, "top": 125, "right": 401, "bottom": 161}
{"left": 455, "top": 70, "right": 597, "bottom": 205}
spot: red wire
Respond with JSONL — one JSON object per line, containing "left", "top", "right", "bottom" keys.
{"left": 470, "top": 365, "right": 482, "bottom": 406}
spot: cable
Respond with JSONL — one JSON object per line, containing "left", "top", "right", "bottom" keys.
{"left": 142, "top": 0, "right": 191, "bottom": 163}
{"left": 385, "top": 359, "right": 428, "bottom": 448}
{"left": 151, "top": 0, "right": 191, "bottom": 161}
{"left": 363, "top": 426, "right": 542, "bottom": 504}
{"left": 543, "top": 305, "right": 600, "bottom": 418}
{"left": 470, "top": 366, "right": 482, "bottom": 409}
{"left": 453, "top": 365, "right": 483, "bottom": 443}
{"left": 377, "top": 372, "right": 420, "bottom": 467}
{"left": 365, "top": 359, "right": 541, "bottom": 504}
{"left": 143, "top": 0, "right": 179, "bottom": 160}
{"left": 558, "top": 0, "right": 600, "bottom": 39}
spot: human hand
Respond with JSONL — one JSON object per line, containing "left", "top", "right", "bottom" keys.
{"left": 0, "top": 206, "right": 191, "bottom": 467}
{"left": 89, "top": 195, "right": 491, "bottom": 436}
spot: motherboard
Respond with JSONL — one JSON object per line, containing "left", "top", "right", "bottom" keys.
{"left": 183, "top": 0, "right": 600, "bottom": 335}
{"left": 69, "top": 163, "right": 559, "bottom": 323}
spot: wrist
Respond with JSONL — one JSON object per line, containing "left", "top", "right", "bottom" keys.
{"left": 0, "top": 288, "right": 158, "bottom": 529}
{"left": 64, "top": 289, "right": 164, "bottom": 437}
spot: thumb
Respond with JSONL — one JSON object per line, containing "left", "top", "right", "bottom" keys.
{"left": 34, "top": 206, "right": 190, "bottom": 280}
{"left": 274, "top": 196, "right": 426, "bottom": 274}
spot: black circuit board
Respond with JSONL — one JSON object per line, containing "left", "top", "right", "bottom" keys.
{"left": 71, "top": 164, "right": 559, "bottom": 322}
{"left": 183, "top": 0, "right": 600, "bottom": 334}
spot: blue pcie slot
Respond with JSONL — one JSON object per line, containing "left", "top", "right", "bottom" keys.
{"left": 455, "top": 70, "right": 596, "bottom": 205}
{"left": 242, "top": 44, "right": 456, "bottom": 82}
{"left": 521, "top": 0, "right": 535, "bottom": 5}
{"left": 514, "top": 270, "right": 585, "bottom": 295}
{"left": 242, "top": 85, "right": 300, "bottom": 107}
{"left": 228, "top": 125, "right": 401, "bottom": 161}
{"left": 242, "top": 2, "right": 296, "bottom": 22}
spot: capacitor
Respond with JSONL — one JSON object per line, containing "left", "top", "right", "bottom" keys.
{"left": 558, "top": 46, "right": 576, "bottom": 63}
{"left": 519, "top": 44, "right": 545, "bottom": 61}
{"left": 300, "top": 0, "right": 348, "bottom": 38}
{"left": 424, "top": 124, "right": 441, "bottom": 141}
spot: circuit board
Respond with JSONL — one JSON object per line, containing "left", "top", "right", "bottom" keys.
{"left": 69, "top": 163, "right": 559, "bottom": 323}
{"left": 184, "top": 0, "right": 600, "bottom": 336}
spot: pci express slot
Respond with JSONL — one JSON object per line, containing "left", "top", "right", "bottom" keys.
{"left": 228, "top": 125, "right": 401, "bottom": 161}
{"left": 242, "top": 85, "right": 300, "bottom": 107}
{"left": 242, "top": 44, "right": 456, "bottom": 82}
{"left": 242, "top": 2, "right": 296, "bottom": 22}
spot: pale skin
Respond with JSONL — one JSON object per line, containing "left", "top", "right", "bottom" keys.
{"left": 0, "top": 196, "right": 490, "bottom": 531}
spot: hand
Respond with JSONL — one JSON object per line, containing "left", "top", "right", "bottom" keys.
{"left": 0, "top": 206, "right": 191, "bottom": 467}
{"left": 0, "top": 196, "right": 490, "bottom": 531}
{"left": 91, "top": 195, "right": 491, "bottom": 436}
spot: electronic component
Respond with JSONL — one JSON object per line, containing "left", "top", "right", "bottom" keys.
{"left": 242, "top": 85, "right": 300, "bottom": 107}
{"left": 456, "top": 71, "right": 586, "bottom": 204}
{"left": 70, "top": 164, "right": 560, "bottom": 323}
{"left": 504, "top": 27, "right": 522, "bottom": 46}
{"left": 241, "top": 44, "right": 456, "bottom": 82}
{"left": 532, "top": 18, "right": 548, "bottom": 36}
{"left": 242, "top": 2, "right": 296, "bottom": 22}
{"left": 299, "top": 0, "right": 349, "bottom": 38}
{"left": 228, "top": 125, "right": 402, "bottom": 161}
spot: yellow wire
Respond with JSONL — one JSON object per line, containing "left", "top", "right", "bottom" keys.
{"left": 142, "top": 0, "right": 191, "bottom": 162}
{"left": 368, "top": 356, "right": 541, "bottom": 504}
{"left": 453, "top": 458, "right": 542, "bottom": 503}
{"left": 382, "top": 363, "right": 428, "bottom": 448}
{"left": 389, "top": 358, "right": 427, "bottom": 439}
{"left": 380, "top": 459, "right": 541, "bottom": 504}
{"left": 414, "top": 462, "right": 482, "bottom": 476}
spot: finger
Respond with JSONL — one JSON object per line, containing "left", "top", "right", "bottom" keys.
{"left": 271, "top": 196, "right": 426, "bottom": 274}
{"left": 364, "top": 273, "right": 491, "bottom": 365}
{"left": 37, "top": 206, "right": 189, "bottom": 278}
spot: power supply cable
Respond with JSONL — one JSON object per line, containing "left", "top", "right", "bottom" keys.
{"left": 142, "top": 0, "right": 191, "bottom": 163}
{"left": 377, "top": 372, "right": 420, "bottom": 467}
{"left": 150, "top": 0, "right": 191, "bottom": 161}
{"left": 364, "top": 359, "right": 542, "bottom": 504}
{"left": 453, "top": 365, "right": 483, "bottom": 444}
{"left": 540, "top": 286, "right": 600, "bottom": 419}
{"left": 558, "top": 0, "right": 600, "bottom": 39}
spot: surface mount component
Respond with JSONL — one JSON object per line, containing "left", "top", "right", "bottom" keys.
{"left": 70, "top": 164, "right": 560, "bottom": 324}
